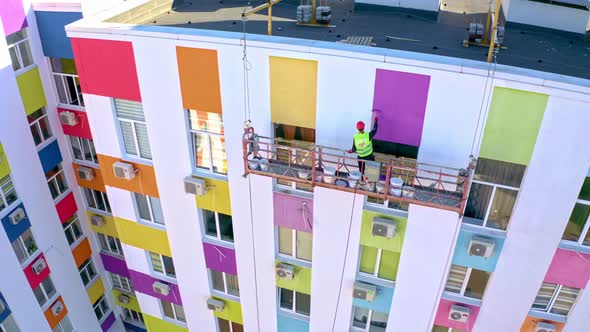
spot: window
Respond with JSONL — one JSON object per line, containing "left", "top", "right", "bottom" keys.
{"left": 562, "top": 178, "right": 590, "bottom": 246}
{"left": 188, "top": 109, "right": 226, "bottom": 174}
{"left": 79, "top": 258, "right": 97, "bottom": 286}
{"left": 210, "top": 270, "right": 240, "bottom": 296}
{"left": 0, "top": 175, "right": 18, "bottom": 213}
{"left": 149, "top": 252, "right": 176, "bottom": 278}
{"left": 0, "top": 315, "right": 21, "bottom": 332}
{"left": 444, "top": 265, "right": 491, "bottom": 300}
{"left": 115, "top": 99, "right": 151, "bottom": 160}
{"left": 6, "top": 29, "right": 33, "bottom": 72}
{"left": 33, "top": 277, "right": 57, "bottom": 307}
{"left": 50, "top": 58, "right": 83, "bottom": 107}
{"left": 63, "top": 216, "right": 83, "bottom": 246}
{"left": 110, "top": 272, "right": 134, "bottom": 293}
{"left": 217, "top": 318, "right": 244, "bottom": 332}
{"left": 28, "top": 108, "right": 53, "bottom": 146}
{"left": 83, "top": 188, "right": 111, "bottom": 213}
{"left": 278, "top": 227, "right": 313, "bottom": 262}
{"left": 161, "top": 299, "right": 185, "bottom": 323}
{"left": 278, "top": 288, "right": 311, "bottom": 317}
{"left": 97, "top": 233, "right": 123, "bottom": 256}
{"left": 11, "top": 229, "right": 38, "bottom": 264}
{"left": 203, "top": 209, "right": 234, "bottom": 242}
{"left": 123, "top": 308, "right": 144, "bottom": 326}
{"left": 274, "top": 123, "right": 316, "bottom": 191}
{"left": 432, "top": 326, "right": 465, "bottom": 332}
{"left": 93, "top": 296, "right": 110, "bottom": 321}
{"left": 46, "top": 164, "right": 68, "bottom": 200}
{"left": 463, "top": 158, "right": 525, "bottom": 230}
{"left": 133, "top": 193, "right": 164, "bottom": 225}
{"left": 359, "top": 246, "right": 399, "bottom": 281}
{"left": 351, "top": 306, "right": 388, "bottom": 332}
{"left": 532, "top": 282, "right": 580, "bottom": 316}
{"left": 52, "top": 315, "right": 73, "bottom": 332}
{"left": 69, "top": 137, "right": 97, "bottom": 164}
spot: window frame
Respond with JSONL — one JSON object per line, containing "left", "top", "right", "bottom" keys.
{"left": 79, "top": 258, "right": 98, "bottom": 286}
{"left": 114, "top": 99, "right": 152, "bottom": 161}
{"left": 160, "top": 299, "right": 186, "bottom": 323}
{"left": 28, "top": 107, "right": 53, "bottom": 147}
{"left": 63, "top": 215, "right": 84, "bottom": 247}
{"left": 0, "top": 315, "right": 20, "bottom": 332}
{"left": 202, "top": 209, "right": 234, "bottom": 243}
{"left": 464, "top": 179, "right": 519, "bottom": 230}
{"left": 358, "top": 246, "right": 394, "bottom": 281}
{"left": 33, "top": 277, "right": 57, "bottom": 308}
{"left": 6, "top": 28, "right": 34, "bottom": 73}
{"left": 209, "top": 269, "right": 240, "bottom": 297}
{"left": 46, "top": 164, "right": 69, "bottom": 201}
{"left": 277, "top": 227, "right": 313, "bottom": 262}
{"left": 562, "top": 198, "right": 590, "bottom": 246}
{"left": 149, "top": 251, "right": 176, "bottom": 279}
{"left": 96, "top": 233, "right": 124, "bottom": 256}
{"left": 110, "top": 272, "right": 134, "bottom": 293}
{"left": 123, "top": 308, "right": 144, "bottom": 326}
{"left": 92, "top": 295, "right": 110, "bottom": 322}
{"left": 11, "top": 228, "right": 39, "bottom": 264}
{"left": 216, "top": 318, "right": 243, "bottom": 332}
{"left": 0, "top": 175, "right": 18, "bottom": 214}
{"left": 52, "top": 315, "right": 73, "bottom": 332}
{"left": 531, "top": 282, "right": 581, "bottom": 316}
{"left": 83, "top": 188, "right": 111, "bottom": 213}
{"left": 444, "top": 264, "right": 490, "bottom": 300}
{"left": 187, "top": 109, "right": 227, "bottom": 175}
{"left": 69, "top": 136, "right": 98, "bottom": 164}
{"left": 52, "top": 72, "right": 83, "bottom": 107}
{"left": 133, "top": 193, "right": 164, "bottom": 226}
{"left": 277, "top": 287, "right": 311, "bottom": 317}
{"left": 350, "top": 306, "right": 389, "bottom": 332}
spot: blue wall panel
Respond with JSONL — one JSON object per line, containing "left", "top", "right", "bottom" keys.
{"left": 1, "top": 203, "right": 31, "bottom": 242}
{"left": 123, "top": 322, "right": 147, "bottom": 332}
{"left": 34, "top": 10, "right": 82, "bottom": 59}
{"left": 0, "top": 292, "right": 11, "bottom": 325}
{"left": 451, "top": 229, "right": 505, "bottom": 272}
{"left": 38, "top": 140, "right": 62, "bottom": 174}
{"left": 277, "top": 314, "right": 309, "bottom": 332}
{"left": 352, "top": 285, "right": 394, "bottom": 313}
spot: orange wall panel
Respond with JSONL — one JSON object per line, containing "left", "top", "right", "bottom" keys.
{"left": 176, "top": 47, "right": 222, "bottom": 114}
{"left": 44, "top": 297, "right": 68, "bottom": 329}
{"left": 520, "top": 316, "right": 564, "bottom": 332}
{"left": 72, "top": 238, "right": 92, "bottom": 268}
{"left": 73, "top": 163, "right": 105, "bottom": 192}
{"left": 97, "top": 154, "right": 159, "bottom": 197}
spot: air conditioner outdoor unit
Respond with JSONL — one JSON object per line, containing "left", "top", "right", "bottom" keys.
{"left": 534, "top": 322, "right": 557, "bottom": 332}
{"left": 275, "top": 263, "right": 294, "bottom": 280}
{"left": 90, "top": 215, "right": 104, "bottom": 227}
{"left": 184, "top": 177, "right": 207, "bottom": 196}
{"left": 353, "top": 282, "right": 377, "bottom": 301}
{"left": 59, "top": 111, "right": 78, "bottom": 126}
{"left": 51, "top": 301, "right": 64, "bottom": 316}
{"left": 32, "top": 258, "right": 47, "bottom": 275}
{"left": 207, "top": 298, "right": 225, "bottom": 312}
{"left": 371, "top": 217, "right": 396, "bottom": 239}
{"left": 77, "top": 166, "right": 95, "bottom": 181}
{"left": 113, "top": 162, "right": 135, "bottom": 180}
{"left": 118, "top": 294, "right": 130, "bottom": 304}
{"left": 0, "top": 299, "right": 5, "bottom": 312}
{"left": 449, "top": 304, "right": 470, "bottom": 323}
{"left": 152, "top": 281, "right": 170, "bottom": 296}
{"left": 468, "top": 236, "right": 496, "bottom": 258}
{"left": 9, "top": 208, "right": 26, "bottom": 225}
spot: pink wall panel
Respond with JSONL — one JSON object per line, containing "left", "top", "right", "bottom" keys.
{"left": 273, "top": 192, "right": 313, "bottom": 233}
{"left": 544, "top": 248, "right": 590, "bottom": 289}
{"left": 56, "top": 193, "right": 77, "bottom": 224}
{"left": 1, "top": 0, "right": 27, "bottom": 36}
{"left": 58, "top": 108, "right": 92, "bottom": 139}
{"left": 24, "top": 254, "right": 51, "bottom": 289}
{"left": 433, "top": 299, "right": 480, "bottom": 331}
{"left": 71, "top": 38, "right": 141, "bottom": 101}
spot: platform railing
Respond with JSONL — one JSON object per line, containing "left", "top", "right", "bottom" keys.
{"left": 242, "top": 132, "right": 474, "bottom": 214}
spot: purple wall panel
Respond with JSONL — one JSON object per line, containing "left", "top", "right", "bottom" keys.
{"left": 1, "top": 0, "right": 27, "bottom": 36}
{"left": 128, "top": 269, "right": 183, "bottom": 305}
{"left": 273, "top": 192, "right": 313, "bottom": 233}
{"left": 101, "top": 312, "right": 116, "bottom": 332}
{"left": 203, "top": 242, "right": 237, "bottom": 275}
{"left": 372, "top": 69, "right": 430, "bottom": 147}
{"left": 100, "top": 253, "right": 130, "bottom": 278}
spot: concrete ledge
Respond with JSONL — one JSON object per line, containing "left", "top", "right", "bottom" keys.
{"left": 353, "top": 2, "right": 438, "bottom": 20}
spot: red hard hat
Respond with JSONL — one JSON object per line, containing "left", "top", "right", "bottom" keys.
{"left": 356, "top": 121, "right": 365, "bottom": 131}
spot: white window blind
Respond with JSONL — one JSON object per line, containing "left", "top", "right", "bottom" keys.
{"left": 115, "top": 99, "right": 152, "bottom": 160}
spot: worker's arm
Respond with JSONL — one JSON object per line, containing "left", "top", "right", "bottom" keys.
{"left": 349, "top": 139, "right": 357, "bottom": 153}
{"left": 369, "top": 117, "right": 379, "bottom": 139}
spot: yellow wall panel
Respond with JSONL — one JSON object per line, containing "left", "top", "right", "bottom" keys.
{"left": 0, "top": 144, "right": 10, "bottom": 179}
{"left": 112, "top": 289, "right": 140, "bottom": 311}
{"left": 88, "top": 211, "right": 118, "bottom": 237}
{"left": 16, "top": 67, "right": 47, "bottom": 116}
{"left": 86, "top": 278, "right": 105, "bottom": 304}
{"left": 114, "top": 217, "right": 171, "bottom": 256}
{"left": 194, "top": 177, "right": 232, "bottom": 215}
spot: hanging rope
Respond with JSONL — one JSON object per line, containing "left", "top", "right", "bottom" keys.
{"left": 242, "top": 16, "right": 253, "bottom": 123}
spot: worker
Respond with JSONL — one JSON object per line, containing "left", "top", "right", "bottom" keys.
{"left": 347, "top": 117, "right": 378, "bottom": 175}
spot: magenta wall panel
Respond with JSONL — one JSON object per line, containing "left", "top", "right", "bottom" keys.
{"left": 203, "top": 242, "right": 237, "bottom": 275}
{"left": 71, "top": 38, "right": 141, "bottom": 102}
{"left": 128, "top": 269, "right": 182, "bottom": 305}
{"left": 372, "top": 69, "right": 430, "bottom": 147}
{"left": 58, "top": 108, "right": 92, "bottom": 140}
{"left": 434, "top": 299, "right": 479, "bottom": 331}
{"left": 544, "top": 248, "right": 590, "bottom": 289}
{"left": 1, "top": 0, "right": 27, "bottom": 36}
{"left": 55, "top": 193, "right": 77, "bottom": 224}
{"left": 24, "top": 254, "right": 51, "bottom": 289}
{"left": 273, "top": 192, "right": 313, "bottom": 233}
{"left": 100, "top": 253, "right": 130, "bottom": 278}
{"left": 101, "top": 312, "right": 116, "bottom": 332}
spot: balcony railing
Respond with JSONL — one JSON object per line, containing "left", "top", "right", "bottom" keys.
{"left": 242, "top": 128, "right": 475, "bottom": 214}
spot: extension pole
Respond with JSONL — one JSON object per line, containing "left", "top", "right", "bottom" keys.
{"left": 487, "top": 0, "right": 502, "bottom": 63}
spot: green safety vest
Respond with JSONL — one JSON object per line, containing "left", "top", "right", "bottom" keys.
{"left": 354, "top": 132, "right": 373, "bottom": 157}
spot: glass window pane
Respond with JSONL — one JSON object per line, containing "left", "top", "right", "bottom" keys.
{"left": 464, "top": 269, "right": 491, "bottom": 299}
{"left": 218, "top": 318, "right": 231, "bottom": 332}
{"left": 352, "top": 306, "right": 369, "bottom": 329}
{"left": 203, "top": 210, "right": 217, "bottom": 237}
{"left": 134, "top": 123, "right": 152, "bottom": 160}
{"left": 30, "top": 123, "right": 42, "bottom": 145}
{"left": 359, "top": 246, "right": 378, "bottom": 275}
{"left": 211, "top": 270, "right": 224, "bottom": 292}
{"left": 551, "top": 286, "right": 579, "bottom": 316}
{"left": 533, "top": 283, "right": 558, "bottom": 311}
{"left": 12, "top": 240, "right": 26, "bottom": 263}
{"left": 579, "top": 177, "right": 590, "bottom": 200}
{"left": 163, "top": 255, "right": 175, "bottom": 277}
{"left": 119, "top": 121, "right": 138, "bottom": 156}
{"left": 174, "top": 304, "right": 186, "bottom": 322}
{"left": 464, "top": 183, "right": 493, "bottom": 223}
{"left": 486, "top": 188, "right": 517, "bottom": 231}
{"left": 150, "top": 252, "right": 164, "bottom": 273}
{"left": 193, "top": 133, "right": 211, "bottom": 170}
{"left": 149, "top": 196, "right": 164, "bottom": 225}
{"left": 279, "top": 288, "right": 293, "bottom": 310}
{"left": 564, "top": 203, "right": 590, "bottom": 242}
{"left": 445, "top": 265, "right": 468, "bottom": 294}
{"left": 231, "top": 322, "right": 244, "bottom": 332}
{"left": 296, "top": 231, "right": 313, "bottom": 261}
{"left": 23, "top": 230, "right": 38, "bottom": 256}
{"left": 370, "top": 311, "right": 388, "bottom": 332}
{"left": 9, "top": 47, "right": 21, "bottom": 71}
{"left": 33, "top": 285, "right": 47, "bottom": 306}
{"left": 218, "top": 213, "right": 234, "bottom": 242}
{"left": 210, "top": 135, "right": 227, "bottom": 174}
{"left": 295, "top": 292, "right": 311, "bottom": 316}
{"left": 377, "top": 250, "right": 399, "bottom": 281}
{"left": 226, "top": 274, "right": 240, "bottom": 296}
{"left": 278, "top": 227, "right": 293, "bottom": 256}
{"left": 18, "top": 41, "right": 33, "bottom": 68}
{"left": 188, "top": 109, "right": 224, "bottom": 134}
{"left": 473, "top": 158, "right": 525, "bottom": 188}
{"left": 135, "top": 193, "right": 151, "bottom": 221}
{"left": 162, "top": 301, "right": 174, "bottom": 319}
{"left": 84, "top": 188, "right": 96, "bottom": 209}
{"left": 39, "top": 117, "right": 52, "bottom": 141}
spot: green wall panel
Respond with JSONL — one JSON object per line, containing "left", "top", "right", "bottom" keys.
{"left": 143, "top": 314, "right": 187, "bottom": 332}
{"left": 275, "top": 261, "right": 312, "bottom": 295}
{"left": 16, "top": 67, "right": 47, "bottom": 116}
{"left": 212, "top": 296, "right": 243, "bottom": 324}
{"left": 360, "top": 211, "right": 407, "bottom": 252}
{"left": 359, "top": 246, "right": 378, "bottom": 274}
{"left": 0, "top": 144, "right": 10, "bottom": 179}
{"left": 378, "top": 249, "right": 400, "bottom": 281}
{"left": 479, "top": 87, "right": 548, "bottom": 165}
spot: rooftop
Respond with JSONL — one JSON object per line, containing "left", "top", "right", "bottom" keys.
{"left": 125, "top": 0, "right": 590, "bottom": 80}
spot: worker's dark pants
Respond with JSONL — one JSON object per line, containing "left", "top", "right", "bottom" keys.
{"left": 358, "top": 154, "right": 375, "bottom": 176}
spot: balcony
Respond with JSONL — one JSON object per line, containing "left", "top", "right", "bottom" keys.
{"left": 242, "top": 132, "right": 474, "bottom": 214}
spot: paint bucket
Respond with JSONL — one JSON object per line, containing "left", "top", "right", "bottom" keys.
{"left": 335, "top": 179, "right": 347, "bottom": 187}
{"left": 298, "top": 170, "right": 310, "bottom": 179}
{"left": 402, "top": 185, "right": 416, "bottom": 199}
{"left": 376, "top": 181, "right": 385, "bottom": 193}
{"left": 315, "top": 173, "right": 323, "bottom": 183}
{"left": 323, "top": 166, "right": 336, "bottom": 184}
{"left": 248, "top": 159, "right": 259, "bottom": 170}
{"left": 348, "top": 171, "right": 362, "bottom": 188}
{"left": 389, "top": 177, "right": 403, "bottom": 196}
{"left": 259, "top": 159, "right": 269, "bottom": 171}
